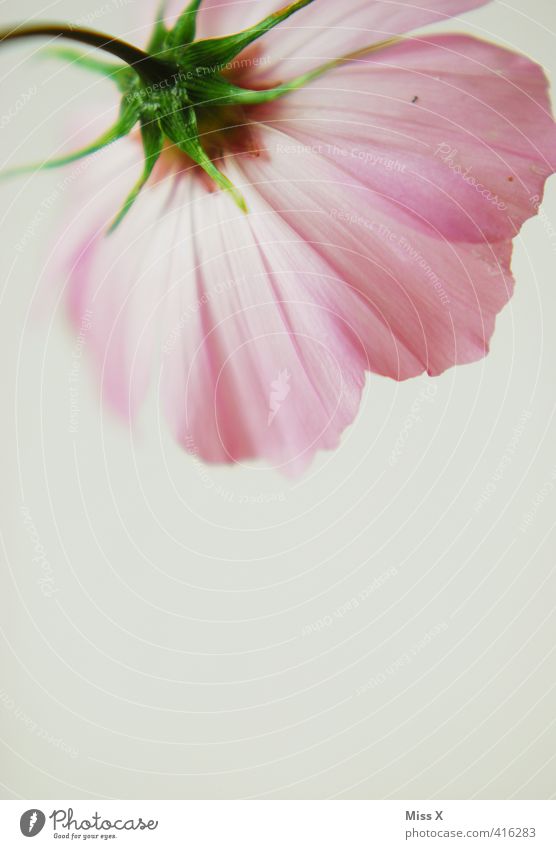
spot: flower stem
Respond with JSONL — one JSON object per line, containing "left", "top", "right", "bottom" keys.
{"left": 0, "top": 24, "right": 176, "bottom": 83}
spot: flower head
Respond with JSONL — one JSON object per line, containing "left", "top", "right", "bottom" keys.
{"left": 2, "top": 0, "right": 556, "bottom": 474}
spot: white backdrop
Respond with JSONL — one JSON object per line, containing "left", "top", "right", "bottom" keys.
{"left": 0, "top": 0, "right": 555, "bottom": 799}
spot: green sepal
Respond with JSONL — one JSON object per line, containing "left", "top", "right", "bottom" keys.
{"left": 43, "top": 46, "right": 133, "bottom": 91}
{"left": 187, "top": 68, "right": 321, "bottom": 107}
{"left": 187, "top": 38, "right": 404, "bottom": 107}
{"left": 0, "top": 98, "right": 139, "bottom": 178}
{"left": 158, "top": 94, "right": 246, "bottom": 212}
{"left": 147, "top": 1, "right": 170, "bottom": 54}
{"left": 108, "top": 116, "right": 164, "bottom": 232}
{"left": 168, "top": 0, "right": 204, "bottom": 49}
{"left": 186, "top": 74, "right": 271, "bottom": 106}
{"left": 181, "top": 0, "right": 316, "bottom": 74}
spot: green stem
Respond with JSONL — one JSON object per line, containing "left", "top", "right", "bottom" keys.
{"left": 0, "top": 24, "right": 176, "bottom": 84}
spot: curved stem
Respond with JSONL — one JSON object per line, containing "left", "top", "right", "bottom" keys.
{"left": 0, "top": 23, "right": 176, "bottom": 83}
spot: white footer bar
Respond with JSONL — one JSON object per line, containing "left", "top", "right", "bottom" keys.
{"left": 1, "top": 800, "right": 555, "bottom": 848}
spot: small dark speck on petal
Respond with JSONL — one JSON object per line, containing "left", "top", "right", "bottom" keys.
{"left": 411, "top": 95, "right": 419, "bottom": 103}
{"left": 508, "top": 175, "right": 514, "bottom": 181}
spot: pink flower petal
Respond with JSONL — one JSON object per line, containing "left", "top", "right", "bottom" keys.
{"left": 63, "top": 142, "right": 179, "bottom": 420}
{"left": 160, "top": 177, "right": 371, "bottom": 474}
{"left": 260, "top": 34, "right": 556, "bottom": 241}
{"left": 231, "top": 33, "right": 555, "bottom": 378}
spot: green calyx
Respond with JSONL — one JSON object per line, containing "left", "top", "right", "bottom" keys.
{"left": 0, "top": 1, "right": 395, "bottom": 231}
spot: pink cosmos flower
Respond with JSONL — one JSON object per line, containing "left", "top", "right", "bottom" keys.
{"left": 4, "top": 1, "right": 556, "bottom": 474}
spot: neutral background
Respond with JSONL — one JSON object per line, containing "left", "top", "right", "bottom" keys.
{"left": 0, "top": 0, "right": 555, "bottom": 800}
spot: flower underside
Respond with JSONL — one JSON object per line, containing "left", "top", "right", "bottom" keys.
{"left": 0, "top": 0, "right": 397, "bottom": 231}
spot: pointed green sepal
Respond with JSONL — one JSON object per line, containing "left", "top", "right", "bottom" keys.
{"left": 147, "top": 1, "right": 170, "bottom": 54}
{"left": 158, "top": 96, "right": 246, "bottom": 212}
{"left": 186, "top": 71, "right": 315, "bottom": 107}
{"left": 168, "top": 0, "right": 203, "bottom": 49}
{"left": 43, "top": 46, "right": 133, "bottom": 92}
{"left": 187, "top": 38, "right": 404, "bottom": 107}
{"left": 108, "top": 116, "right": 164, "bottom": 232}
{"left": 0, "top": 98, "right": 139, "bottom": 178}
{"left": 181, "top": 0, "right": 315, "bottom": 75}
{"left": 186, "top": 74, "right": 267, "bottom": 106}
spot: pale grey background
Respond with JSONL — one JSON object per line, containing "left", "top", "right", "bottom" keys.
{"left": 0, "top": 0, "right": 555, "bottom": 799}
